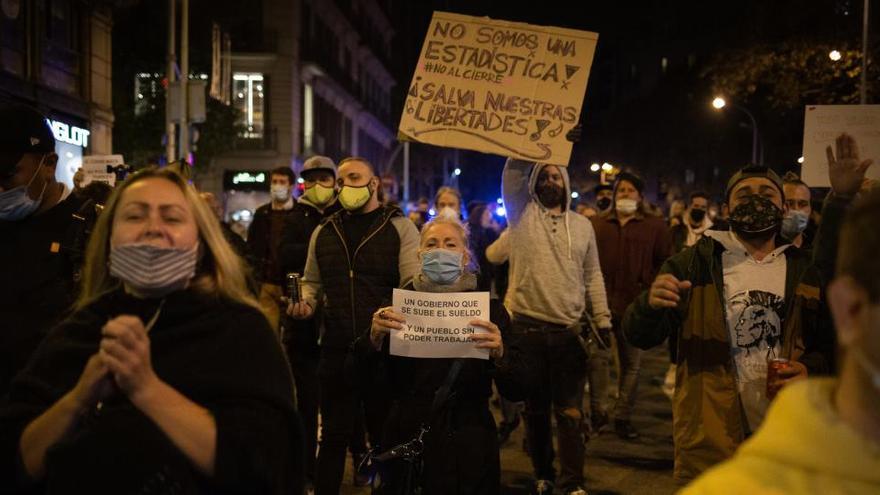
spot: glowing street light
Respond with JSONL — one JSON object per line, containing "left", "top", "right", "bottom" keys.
{"left": 829, "top": 50, "right": 842, "bottom": 61}
{"left": 590, "top": 163, "right": 601, "bottom": 172}
{"left": 601, "top": 162, "right": 613, "bottom": 172}
{"left": 571, "top": 191, "right": 580, "bottom": 199}
{"left": 797, "top": 156, "right": 804, "bottom": 164}
{"left": 712, "top": 97, "right": 727, "bottom": 109}
{"left": 453, "top": 167, "right": 461, "bottom": 176}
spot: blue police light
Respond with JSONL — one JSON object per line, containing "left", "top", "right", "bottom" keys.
{"left": 496, "top": 197, "right": 504, "bottom": 205}
{"left": 428, "top": 208, "right": 436, "bottom": 217}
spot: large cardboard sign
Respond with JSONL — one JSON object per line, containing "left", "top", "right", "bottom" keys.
{"left": 389, "top": 288, "right": 491, "bottom": 360}
{"left": 802, "top": 105, "right": 880, "bottom": 187}
{"left": 399, "top": 11, "right": 598, "bottom": 166}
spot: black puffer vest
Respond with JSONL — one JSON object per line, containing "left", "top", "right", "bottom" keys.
{"left": 314, "top": 205, "right": 403, "bottom": 350}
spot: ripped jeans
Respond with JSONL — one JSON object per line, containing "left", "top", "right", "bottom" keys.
{"left": 511, "top": 314, "right": 588, "bottom": 490}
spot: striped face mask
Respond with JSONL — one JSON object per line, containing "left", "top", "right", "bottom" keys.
{"left": 109, "top": 243, "right": 200, "bottom": 298}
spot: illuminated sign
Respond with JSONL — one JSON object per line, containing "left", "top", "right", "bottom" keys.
{"left": 46, "top": 119, "right": 90, "bottom": 148}
{"left": 232, "top": 172, "right": 266, "bottom": 184}
{"left": 223, "top": 170, "right": 271, "bottom": 191}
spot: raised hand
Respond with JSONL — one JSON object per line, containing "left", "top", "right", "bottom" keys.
{"left": 826, "top": 133, "right": 873, "bottom": 197}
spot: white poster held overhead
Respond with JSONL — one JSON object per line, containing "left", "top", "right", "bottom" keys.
{"left": 802, "top": 105, "right": 880, "bottom": 187}
{"left": 80, "top": 154, "right": 125, "bottom": 187}
{"left": 390, "top": 288, "right": 490, "bottom": 360}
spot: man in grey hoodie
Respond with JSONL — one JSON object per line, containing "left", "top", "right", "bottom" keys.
{"left": 501, "top": 150, "right": 613, "bottom": 495}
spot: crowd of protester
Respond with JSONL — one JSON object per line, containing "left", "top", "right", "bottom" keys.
{"left": 1, "top": 103, "right": 878, "bottom": 495}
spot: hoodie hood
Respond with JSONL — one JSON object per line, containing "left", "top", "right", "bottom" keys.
{"left": 528, "top": 163, "right": 572, "bottom": 211}
{"left": 527, "top": 163, "right": 574, "bottom": 260}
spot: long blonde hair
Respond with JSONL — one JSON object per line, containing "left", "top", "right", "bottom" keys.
{"left": 76, "top": 167, "right": 263, "bottom": 318}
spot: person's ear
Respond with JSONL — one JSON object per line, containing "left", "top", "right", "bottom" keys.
{"left": 461, "top": 250, "right": 471, "bottom": 268}
{"left": 829, "top": 276, "right": 869, "bottom": 348}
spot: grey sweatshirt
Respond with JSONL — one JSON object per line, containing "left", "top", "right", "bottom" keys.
{"left": 501, "top": 158, "right": 612, "bottom": 328}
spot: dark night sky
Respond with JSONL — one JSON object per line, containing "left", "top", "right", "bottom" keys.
{"left": 386, "top": 0, "right": 873, "bottom": 206}
{"left": 111, "top": 0, "right": 875, "bottom": 207}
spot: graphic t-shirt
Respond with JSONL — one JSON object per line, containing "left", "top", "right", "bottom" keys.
{"left": 705, "top": 230, "right": 788, "bottom": 432}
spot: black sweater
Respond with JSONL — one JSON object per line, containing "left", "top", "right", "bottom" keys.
{"left": 0, "top": 288, "right": 303, "bottom": 495}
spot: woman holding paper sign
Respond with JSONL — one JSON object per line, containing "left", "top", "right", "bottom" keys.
{"left": 357, "top": 216, "right": 527, "bottom": 494}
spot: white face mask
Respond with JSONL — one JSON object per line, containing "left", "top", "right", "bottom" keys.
{"left": 436, "top": 206, "right": 459, "bottom": 220}
{"left": 615, "top": 198, "right": 638, "bottom": 215}
{"left": 270, "top": 184, "right": 290, "bottom": 202}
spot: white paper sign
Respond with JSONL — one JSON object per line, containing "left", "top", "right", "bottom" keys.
{"left": 80, "top": 154, "right": 125, "bottom": 186}
{"left": 802, "top": 105, "right": 880, "bottom": 187}
{"left": 390, "top": 288, "right": 490, "bottom": 360}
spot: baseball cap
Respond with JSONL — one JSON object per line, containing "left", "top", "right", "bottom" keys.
{"left": 301, "top": 155, "right": 336, "bottom": 179}
{"left": 725, "top": 164, "right": 784, "bottom": 201}
{"left": 0, "top": 104, "right": 56, "bottom": 178}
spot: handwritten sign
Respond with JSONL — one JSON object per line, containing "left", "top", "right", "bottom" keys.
{"left": 390, "top": 288, "right": 490, "bottom": 360}
{"left": 80, "top": 155, "right": 125, "bottom": 186}
{"left": 802, "top": 105, "right": 880, "bottom": 187}
{"left": 398, "top": 11, "right": 598, "bottom": 166}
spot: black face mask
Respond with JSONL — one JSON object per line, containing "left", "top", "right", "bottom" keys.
{"left": 596, "top": 197, "right": 612, "bottom": 212}
{"left": 729, "top": 194, "right": 783, "bottom": 240}
{"left": 689, "top": 208, "right": 707, "bottom": 223}
{"left": 537, "top": 183, "right": 566, "bottom": 209}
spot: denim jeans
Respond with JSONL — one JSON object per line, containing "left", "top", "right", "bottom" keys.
{"left": 511, "top": 315, "right": 588, "bottom": 490}
{"left": 588, "top": 316, "right": 643, "bottom": 421}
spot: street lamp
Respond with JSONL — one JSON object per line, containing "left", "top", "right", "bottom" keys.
{"left": 590, "top": 163, "right": 600, "bottom": 172}
{"left": 453, "top": 167, "right": 461, "bottom": 176}
{"left": 712, "top": 96, "right": 761, "bottom": 165}
{"left": 797, "top": 156, "right": 804, "bottom": 164}
{"left": 601, "top": 162, "right": 613, "bottom": 172}
{"left": 829, "top": 49, "right": 842, "bottom": 61}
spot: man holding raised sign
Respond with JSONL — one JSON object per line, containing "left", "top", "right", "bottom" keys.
{"left": 361, "top": 215, "right": 527, "bottom": 494}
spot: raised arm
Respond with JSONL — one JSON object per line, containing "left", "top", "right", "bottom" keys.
{"left": 501, "top": 158, "right": 535, "bottom": 226}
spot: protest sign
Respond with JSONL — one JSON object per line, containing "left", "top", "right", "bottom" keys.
{"left": 81, "top": 155, "right": 125, "bottom": 186}
{"left": 802, "top": 105, "right": 880, "bottom": 187}
{"left": 389, "top": 288, "right": 490, "bottom": 360}
{"left": 398, "top": 11, "right": 598, "bottom": 166}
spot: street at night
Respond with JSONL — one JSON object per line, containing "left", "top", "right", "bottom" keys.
{"left": 1, "top": 1, "right": 879, "bottom": 494}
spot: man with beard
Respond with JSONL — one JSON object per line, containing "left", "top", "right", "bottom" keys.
{"left": 623, "top": 133, "right": 866, "bottom": 483}
{"left": 500, "top": 131, "right": 612, "bottom": 495}
{"left": 590, "top": 172, "right": 673, "bottom": 440}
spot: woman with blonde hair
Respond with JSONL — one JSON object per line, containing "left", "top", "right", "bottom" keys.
{"left": 0, "top": 167, "right": 302, "bottom": 494}
{"left": 360, "top": 215, "right": 526, "bottom": 494}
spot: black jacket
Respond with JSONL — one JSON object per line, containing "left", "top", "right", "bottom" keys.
{"left": 0, "top": 193, "right": 84, "bottom": 397}
{"left": 278, "top": 199, "right": 341, "bottom": 351}
{"left": 279, "top": 199, "right": 341, "bottom": 277}
{"left": 0, "top": 288, "right": 303, "bottom": 495}
{"left": 246, "top": 203, "right": 295, "bottom": 285}
{"left": 354, "top": 284, "right": 528, "bottom": 494}
{"left": 305, "top": 205, "right": 420, "bottom": 350}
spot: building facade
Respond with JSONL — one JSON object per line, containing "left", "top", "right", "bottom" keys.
{"left": 0, "top": 0, "right": 113, "bottom": 189}
{"left": 198, "top": 0, "right": 397, "bottom": 225}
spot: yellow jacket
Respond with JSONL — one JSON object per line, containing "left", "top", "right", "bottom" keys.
{"left": 681, "top": 378, "right": 880, "bottom": 494}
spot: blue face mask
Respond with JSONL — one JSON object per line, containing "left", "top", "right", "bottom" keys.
{"left": 421, "top": 248, "right": 464, "bottom": 285}
{"left": 781, "top": 210, "right": 809, "bottom": 239}
{"left": 0, "top": 156, "right": 47, "bottom": 221}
